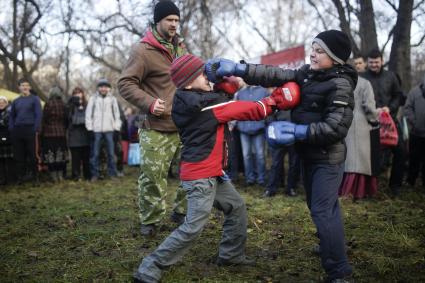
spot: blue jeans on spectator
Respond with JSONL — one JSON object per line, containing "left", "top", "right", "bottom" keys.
{"left": 90, "top": 131, "right": 117, "bottom": 178}
{"left": 266, "top": 145, "right": 300, "bottom": 194}
{"left": 240, "top": 132, "right": 266, "bottom": 185}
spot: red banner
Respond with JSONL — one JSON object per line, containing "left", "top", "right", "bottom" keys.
{"left": 260, "top": 45, "right": 305, "bottom": 69}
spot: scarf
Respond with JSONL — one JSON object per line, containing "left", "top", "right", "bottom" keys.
{"left": 151, "top": 24, "right": 186, "bottom": 58}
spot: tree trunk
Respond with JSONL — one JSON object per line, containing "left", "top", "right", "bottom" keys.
{"left": 359, "top": 0, "right": 379, "bottom": 56}
{"left": 388, "top": 0, "right": 413, "bottom": 92}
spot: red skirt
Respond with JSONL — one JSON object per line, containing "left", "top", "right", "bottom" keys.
{"left": 339, "top": 173, "right": 378, "bottom": 199}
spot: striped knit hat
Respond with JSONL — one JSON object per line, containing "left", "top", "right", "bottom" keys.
{"left": 170, "top": 54, "right": 205, "bottom": 89}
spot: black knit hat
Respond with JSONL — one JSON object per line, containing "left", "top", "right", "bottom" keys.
{"left": 154, "top": 1, "right": 180, "bottom": 24}
{"left": 312, "top": 30, "right": 351, "bottom": 65}
{"left": 97, "top": 78, "right": 111, "bottom": 88}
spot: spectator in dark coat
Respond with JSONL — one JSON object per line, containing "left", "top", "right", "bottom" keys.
{"left": 67, "top": 87, "right": 90, "bottom": 181}
{"left": 0, "top": 96, "right": 15, "bottom": 185}
{"left": 362, "top": 48, "right": 405, "bottom": 195}
{"left": 41, "top": 86, "right": 68, "bottom": 182}
{"left": 9, "top": 78, "right": 42, "bottom": 184}
{"left": 404, "top": 75, "right": 425, "bottom": 189}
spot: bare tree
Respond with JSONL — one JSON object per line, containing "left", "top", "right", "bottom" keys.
{"left": 388, "top": 0, "right": 414, "bottom": 91}
{"left": 0, "top": 0, "right": 49, "bottom": 99}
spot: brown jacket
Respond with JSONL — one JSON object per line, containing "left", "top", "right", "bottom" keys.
{"left": 118, "top": 31, "right": 180, "bottom": 132}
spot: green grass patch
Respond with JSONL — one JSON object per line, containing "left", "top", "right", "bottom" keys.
{"left": 1, "top": 167, "right": 425, "bottom": 282}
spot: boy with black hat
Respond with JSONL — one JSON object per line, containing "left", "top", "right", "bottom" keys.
{"left": 133, "top": 54, "right": 300, "bottom": 283}
{"left": 206, "top": 30, "right": 356, "bottom": 282}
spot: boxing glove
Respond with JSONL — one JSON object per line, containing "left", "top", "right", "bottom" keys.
{"left": 205, "top": 58, "right": 247, "bottom": 83}
{"left": 266, "top": 122, "right": 296, "bottom": 147}
{"left": 271, "top": 81, "right": 301, "bottom": 110}
{"left": 214, "top": 76, "right": 240, "bottom": 96}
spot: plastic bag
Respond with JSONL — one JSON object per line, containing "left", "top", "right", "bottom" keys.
{"left": 128, "top": 143, "right": 140, "bottom": 166}
{"left": 379, "top": 111, "right": 398, "bottom": 147}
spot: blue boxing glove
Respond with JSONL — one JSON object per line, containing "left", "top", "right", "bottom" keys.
{"left": 266, "top": 121, "right": 308, "bottom": 146}
{"left": 205, "top": 58, "right": 247, "bottom": 83}
{"left": 267, "top": 122, "right": 296, "bottom": 146}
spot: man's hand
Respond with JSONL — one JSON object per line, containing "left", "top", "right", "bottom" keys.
{"left": 205, "top": 58, "right": 247, "bottom": 83}
{"left": 150, "top": 99, "right": 165, "bottom": 116}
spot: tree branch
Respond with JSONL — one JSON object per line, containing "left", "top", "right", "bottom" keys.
{"left": 411, "top": 33, "right": 425, "bottom": 47}
{"left": 383, "top": 0, "right": 398, "bottom": 12}
{"left": 306, "top": 0, "right": 329, "bottom": 30}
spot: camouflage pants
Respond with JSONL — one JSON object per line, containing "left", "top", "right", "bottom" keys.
{"left": 138, "top": 129, "right": 186, "bottom": 225}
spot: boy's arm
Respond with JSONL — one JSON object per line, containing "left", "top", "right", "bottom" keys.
{"left": 205, "top": 58, "right": 306, "bottom": 87}
{"left": 206, "top": 100, "right": 272, "bottom": 124}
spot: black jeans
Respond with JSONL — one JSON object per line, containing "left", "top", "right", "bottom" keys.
{"left": 380, "top": 122, "right": 407, "bottom": 191}
{"left": 266, "top": 145, "right": 300, "bottom": 194}
{"left": 407, "top": 134, "right": 425, "bottom": 187}
{"left": 11, "top": 126, "right": 37, "bottom": 181}
{"left": 70, "top": 146, "right": 90, "bottom": 180}
{"left": 302, "top": 161, "right": 352, "bottom": 280}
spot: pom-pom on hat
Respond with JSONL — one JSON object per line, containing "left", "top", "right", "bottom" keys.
{"left": 154, "top": 1, "right": 180, "bottom": 23}
{"left": 170, "top": 54, "right": 205, "bottom": 89}
{"left": 312, "top": 30, "right": 351, "bottom": 65}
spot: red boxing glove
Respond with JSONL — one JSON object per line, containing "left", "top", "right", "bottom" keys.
{"left": 271, "top": 81, "right": 301, "bottom": 110}
{"left": 213, "top": 76, "right": 240, "bottom": 96}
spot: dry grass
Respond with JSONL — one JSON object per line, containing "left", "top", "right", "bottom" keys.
{"left": 1, "top": 166, "right": 425, "bottom": 282}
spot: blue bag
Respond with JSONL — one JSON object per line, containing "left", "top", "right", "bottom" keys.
{"left": 128, "top": 143, "right": 140, "bottom": 166}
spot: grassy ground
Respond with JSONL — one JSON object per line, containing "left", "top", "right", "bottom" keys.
{"left": 1, "top": 166, "right": 425, "bottom": 283}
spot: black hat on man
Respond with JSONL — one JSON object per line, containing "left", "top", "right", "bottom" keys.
{"left": 97, "top": 78, "right": 111, "bottom": 88}
{"left": 312, "top": 30, "right": 351, "bottom": 65}
{"left": 154, "top": 1, "right": 180, "bottom": 24}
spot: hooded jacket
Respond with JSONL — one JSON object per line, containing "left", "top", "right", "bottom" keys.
{"left": 242, "top": 63, "right": 357, "bottom": 164}
{"left": 85, "top": 92, "right": 121, "bottom": 133}
{"left": 118, "top": 30, "right": 186, "bottom": 132}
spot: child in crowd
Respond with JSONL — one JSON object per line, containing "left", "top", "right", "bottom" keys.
{"left": 133, "top": 54, "right": 300, "bottom": 283}
{"left": 205, "top": 30, "right": 356, "bottom": 283}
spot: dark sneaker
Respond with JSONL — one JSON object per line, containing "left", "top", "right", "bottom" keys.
{"left": 170, "top": 211, "right": 185, "bottom": 225}
{"left": 286, "top": 188, "right": 297, "bottom": 197}
{"left": 262, "top": 190, "right": 275, "bottom": 198}
{"left": 216, "top": 256, "right": 256, "bottom": 267}
{"left": 140, "top": 224, "right": 156, "bottom": 237}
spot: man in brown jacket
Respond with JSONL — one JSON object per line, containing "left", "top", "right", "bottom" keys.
{"left": 118, "top": 0, "right": 186, "bottom": 236}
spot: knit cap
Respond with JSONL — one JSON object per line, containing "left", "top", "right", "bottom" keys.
{"left": 170, "top": 54, "right": 205, "bottom": 89}
{"left": 97, "top": 78, "right": 111, "bottom": 88}
{"left": 312, "top": 30, "right": 351, "bottom": 65}
{"left": 154, "top": 1, "right": 180, "bottom": 23}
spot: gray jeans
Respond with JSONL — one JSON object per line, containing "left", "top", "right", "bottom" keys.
{"left": 135, "top": 177, "right": 248, "bottom": 282}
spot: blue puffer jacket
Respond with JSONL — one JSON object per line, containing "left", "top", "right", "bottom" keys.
{"left": 236, "top": 86, "right": 269, "bottom": 135}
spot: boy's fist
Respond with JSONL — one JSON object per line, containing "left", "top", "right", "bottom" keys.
{"left": 271, "top": 81, "right": 301, "bottom": 110}
{"left": 213, "top": 76, "right": 240, "bottom": 96}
